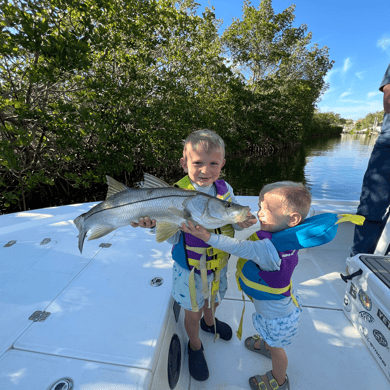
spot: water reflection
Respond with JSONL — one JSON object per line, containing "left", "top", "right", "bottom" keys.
{"left": 222, "top": 134, "right": 378, "bottom": 201}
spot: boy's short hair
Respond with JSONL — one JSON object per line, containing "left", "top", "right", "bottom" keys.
{"left": 183, "top": 129, "right": 225, "bottom": 157}
{"left": 260, "top": 181, "right": 312, "bottom": 220}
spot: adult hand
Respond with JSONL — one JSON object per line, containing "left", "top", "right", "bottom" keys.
{"left": 130, "top": 217, "right": 156, "bottom": 228}
{"left": 180, "top": 220, "right": 211, "bottom": 242}
{"left": 237, "top": 212, "right": 258, "bottom": 229}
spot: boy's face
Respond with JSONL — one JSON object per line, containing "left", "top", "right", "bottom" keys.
{"left": 180, "top": 143, "right": 225, "bottom": 187}
{"left": 257, "top": 191, "right": 294, "bottom": 233}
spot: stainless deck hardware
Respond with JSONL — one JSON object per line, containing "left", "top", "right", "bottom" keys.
{"left": 4, "top": 240, "right": 16, "bottom": 247}
{"left": 29, "top": 311, "right": 51, "bottom": 322}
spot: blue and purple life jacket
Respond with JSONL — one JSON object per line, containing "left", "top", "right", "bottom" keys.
{"left": 236, "top": 230, "right": 299, "bottom": 304}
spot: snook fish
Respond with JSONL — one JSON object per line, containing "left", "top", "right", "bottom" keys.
{"left": 73, "top": 173, "right": 251, "bottom": 253}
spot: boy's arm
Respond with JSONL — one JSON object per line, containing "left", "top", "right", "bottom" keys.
{"left": 181, "top": 222, "right": 280, "bottom": 271}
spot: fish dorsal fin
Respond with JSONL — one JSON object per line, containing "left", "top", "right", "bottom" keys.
{"left": 106, "top": 176, "right": 129, "bottom": 199}
{"left": 155, "top": 221, "right": 180, "bottom": 243}
{"left": 143, "top": 173, "right": 171, "bottom": 188}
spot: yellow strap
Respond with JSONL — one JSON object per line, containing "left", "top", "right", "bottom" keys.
{"left": 188, "top": 254, "right": 229, "bottom": 271}
{"left": 216, "top": 191, "right": 231, "bottom": 201}
{"left": 188, "top": 267, "right": 199, "bottom": 312}
{"left": 199, "top": 253, "right": 208, "bottom": 299}
{"left": 236, "top": 291, "right": 246, "bottom": 341}
{"left": 337, "top": 214, "right": 365, "bottom": 225}
{"left": 249, "top": 232, "right": 260, "bottom": 241}
{"left": 186, "top": 245, "right": 229, "bottom": 259}
{"left": 211, "top": 269, "right": 221, "bottom": 342}
{"left": 236, "top": 264, "right": 299, "bottom": 307}
{"left": 236, "top": 259, "right": 291, "bottom": 295}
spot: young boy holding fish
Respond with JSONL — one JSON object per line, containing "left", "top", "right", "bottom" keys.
{"left": 132, "top": 129, "right": 257, "bottom": 381}
{"left": 181, "top": 181, "right": 312, "bottom": 390}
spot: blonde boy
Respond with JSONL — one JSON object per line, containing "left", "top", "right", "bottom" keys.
{"left": 132, "top": 130, "right": 256, "bottom": 381}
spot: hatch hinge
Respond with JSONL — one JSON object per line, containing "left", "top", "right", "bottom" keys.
{"left": 29, "top": 310, "right": 51, "bottom": 322}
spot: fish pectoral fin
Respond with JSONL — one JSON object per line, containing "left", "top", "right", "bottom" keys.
{"left": 167, "top": 207, "right": 189, "bottom": 220}
{"left": 87, "top": 225, "right": 116, "bottom": 241}
{"left": 143, "top": 173, "right": 171, "bottom": 188}
{"left": 106, "top": 176, "right": 130, "bottom": 199}
{"left": 155, "top": 222, "right": 180, "bottom": 243}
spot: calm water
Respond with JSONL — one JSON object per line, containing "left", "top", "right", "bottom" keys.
{"left": 222, "top": 134, "right": 378, "bottom": 201}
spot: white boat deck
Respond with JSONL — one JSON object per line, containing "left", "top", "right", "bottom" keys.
{"left": 0, "top": 197, "right": 389, "bottom": 389}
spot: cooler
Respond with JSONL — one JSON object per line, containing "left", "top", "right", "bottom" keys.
{"left": 342, "top": 254, "right": 390, "bottom": 381}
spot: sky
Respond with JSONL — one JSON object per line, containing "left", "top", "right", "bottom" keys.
{"left": 195, "top": 0, "right": 390, "bottom": 120}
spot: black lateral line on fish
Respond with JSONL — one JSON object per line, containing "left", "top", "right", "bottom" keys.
{"left": 84, "top": 194, "right": 195, "bottom": 222}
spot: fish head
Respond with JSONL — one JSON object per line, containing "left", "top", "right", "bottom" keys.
{"left": 185, "top": 194, "right": 250, "bottom": 229}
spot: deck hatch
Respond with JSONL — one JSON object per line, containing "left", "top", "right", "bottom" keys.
{"left": 29, "top": 311, "right": 51, "bottom": 322}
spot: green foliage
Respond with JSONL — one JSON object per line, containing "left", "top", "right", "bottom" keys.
{"left": 358, "top": 110, "right": 384, "bottom": 131}
{"left": 308, "top": 111, "right": 345, "bottom": 136}
{"left": 221, "top": 0, "right": 334, "bottom": 148}
{"left": 0, "top": 0, "right": 334, "bottom": 213}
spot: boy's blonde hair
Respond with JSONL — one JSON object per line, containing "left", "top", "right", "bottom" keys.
{"left": 260, "top": 181, "right": 312, "bottom": 220}
{"left": 183, "top": 129, "right": 225, "bottom": 157}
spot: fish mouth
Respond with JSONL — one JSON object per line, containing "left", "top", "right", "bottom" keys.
{"left": 236, "top": 207, "right": 251, "bottom": 223}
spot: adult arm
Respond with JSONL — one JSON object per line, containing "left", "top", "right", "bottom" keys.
{"left": 383, "top": 83, "right": 390, "bottom": 113}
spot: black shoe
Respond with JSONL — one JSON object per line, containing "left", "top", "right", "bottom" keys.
{"left": 188, "top": 341, "right": 209, "bottom": 381}
{"left": 200, "top": 317, "right": 232, "bottom": 341}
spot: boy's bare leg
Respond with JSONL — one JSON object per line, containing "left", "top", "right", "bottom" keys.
{"left": 185, "top": 309, "right": 203, "bottom": 350}
{"left": 202, "top": 300, "right": 219, "bottom": 326}
{"left": 250, "top": 340, "right": 288, "bottom": 386}
{"left": 266, "top": 343, "right": 288, "bottom": 386}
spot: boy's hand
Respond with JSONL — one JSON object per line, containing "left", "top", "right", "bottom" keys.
{"left": 237, "top": 212, "right": 257, "bottom": 229}
{"left": 130, "top": 217, "right": 156, "bottom": 228}
{"left": 180, "top": 221, "right": 211, "bottom": 242}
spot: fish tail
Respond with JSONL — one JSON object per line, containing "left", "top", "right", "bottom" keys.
{"left": 73, "top": 214, "right": 87, "bottom": 254}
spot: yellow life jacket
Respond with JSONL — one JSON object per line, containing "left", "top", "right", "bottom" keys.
{"left": 172, "top": 176, "right": 234, "bottom": 314}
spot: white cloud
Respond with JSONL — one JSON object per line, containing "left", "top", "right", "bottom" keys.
{"left": 367, "top": 91, "right": 381, "bottom": 98}
{"left": 340, "top": 92, "right": 351, "bottom": 98}
{"left": 324, "top": 68, "right": 340, "bottom": 82}
{"left": 343, "top": 58, "right": 351, "bottom": 72}
{"left": 377, "top": 35, "right": 390, "bottom": 51}
{"left": 355, "top": 71, "right": 365, "bottom": 80}
{"left": 318, "top": 100, "right": 382, "bottom": 120}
